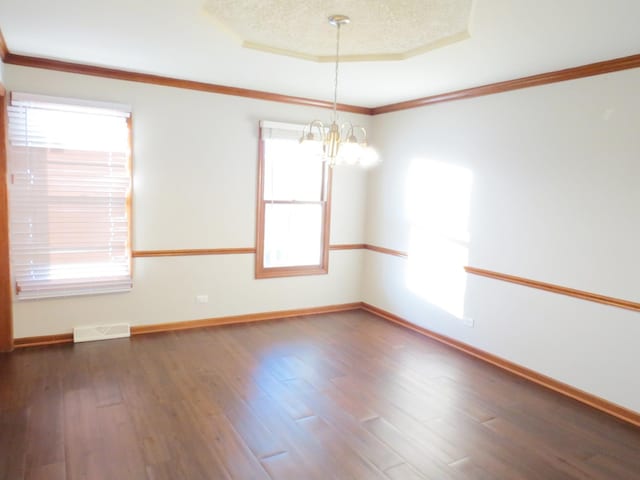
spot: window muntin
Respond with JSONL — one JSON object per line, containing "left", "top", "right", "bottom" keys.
{"left": 7, "top": 93, "right": 132, "bottom": 299}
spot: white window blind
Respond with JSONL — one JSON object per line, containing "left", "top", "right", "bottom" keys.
{"left": 7, "top": 92, "right": 133, "bottom": 299}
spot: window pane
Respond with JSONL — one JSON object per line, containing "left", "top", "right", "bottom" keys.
{"left": 264, "top": 203, "right": 323, "bottom": 268}
{"left": 263, "top": 139, "right": 324, "bottom": 202}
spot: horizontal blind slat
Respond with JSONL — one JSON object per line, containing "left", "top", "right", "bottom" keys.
{"left": 8, "top": 94, "right": 132, "bottom": 299}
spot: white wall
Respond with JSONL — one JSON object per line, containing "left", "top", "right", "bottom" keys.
{"left": 5, "top": 65, "right": 368, "bottom": 338}
{"left": 364, "top": 68, "right": 640, "bottom": 412}
{"left": 6, "top": 61, "right": 640, "bottom": 414}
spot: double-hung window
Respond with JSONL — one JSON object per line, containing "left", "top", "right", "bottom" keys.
{"left": 7, "top": 93, "right": 132, "bottom": 299}
{"left": 255, "top": 121, "right": 332, "bottom": 278}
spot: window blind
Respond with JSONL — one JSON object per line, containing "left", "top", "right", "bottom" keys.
{"left": 7, "top": 93, "right": 133, "bottom": 299}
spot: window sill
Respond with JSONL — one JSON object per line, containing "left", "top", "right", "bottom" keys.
{"left": 255, "top": 265, "right": 328, "bottom": 279}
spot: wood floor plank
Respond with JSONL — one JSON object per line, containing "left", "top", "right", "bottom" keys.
{"left": 385, "top": 463, "right": 429, "bottom": 480}
{"left": 225, "top": 401, "right": 288, "bottom": 460}
{"left": 482, "top": 417, "right": 604, "bottom": 479}
{"left": 23, "top": 362, "right": 65, "bottom": 472}
{"left": 24, "top": 461, "right": 66, "bottom": 480}
{"left": 0, "top": 311, "right": 638, "bottom": 480}
{"left": 94, "top": 403, "right": 148, "bottom": 479}
{"left": 0, "top": 408, "right": 28, "bottom": 479}
{"left": 295, "top": 415, "right": 389, "bottom": 480}
{"left": 362, "top": 416, "right": 463, "bottom": 480}
{"left": 243, "top": 393, "right": 335, "bottom": 480}
{"left": 447, "top": 458, "right": 496, "bottom": 480}
{"left": 284, "top": 377, "right": 405, "bottom": 472}
{"left": 425, "top": 415, "right": 576, "bottom": 480}
{"left": 586, "top": 453, "right": 640, "bottom": 480}
{"left": 62, "top": 387, "right": 104, "bottom": 480}
{"left": 197, "top": 413, "right": 271, "bottom": 480}
{"left": 259, "top": 451, "right": 312, "bottom": 480}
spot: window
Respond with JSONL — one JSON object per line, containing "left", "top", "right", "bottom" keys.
{"left": 255, "top": 121, "right": 332, "bottom": 278}
{"left": 7, "top": 93, "right": 132, "bottom": 299}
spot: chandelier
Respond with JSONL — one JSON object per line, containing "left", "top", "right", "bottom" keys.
{"left": 300, "top": 15, "right": 376, "bottom": 167}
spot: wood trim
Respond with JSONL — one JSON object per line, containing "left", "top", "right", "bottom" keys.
{"left": 372, "top": 53, "right": 640, "bottom": 115}
{"left": 361, "top": 302, "right": 640, "bottom": 428}
{"left": 126, "top": 116, "right": 134, "bottom": 280}
{"left": 133, "top": 248, "right": 256, "bottom": 258}
{"left": 254, "top": 264, "right": 329, "bottom": 279}
{"left": 1, "top": 41, "right": 638, "bottom": 117}
{"left": 13, "top": 299, "right": 640, "bottom": 427}
{"left": 132, "top": 302, "right": 361, "bottom": 335}
{"left": 465, "top": 266, "right": 640, "bottom": 313}
{"left": 363, "top": 243, "right": 408, "bottom": 258}
{"left": 329, "top": 243, "right": 366, "bottom": 251}
{"left": 0, "top": 90, "right": 13, "bottom": 352}
{"left": 362, "top": 247, "right": 640, "bottom": 313}
{"left": 4, "top": 53, "right": 372, "bottom": 115}
{"left": 254, "top": 127, "right": 332, "bottom": 279}
{"left": 12, "top": 302, "right": 362, "bottom": 347}
{"left": 13, "top": 333, "right": 73, "bottom": 348}
{"left": 0, "top": 28, "right": 7, "bottom": 62}
{"left": 321, "top": 164, "right": 333, "bottom": 272}
{"left": 132, "top": 245, "right": 364, "bottom": 258}
{"left": 254, "top": 126, "right": 267, "bottom": 276}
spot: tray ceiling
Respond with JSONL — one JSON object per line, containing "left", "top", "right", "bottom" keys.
{"left": 1, "top": 1, "right": 640, "bottom": 108}
{"left": 203, "top": 0, "right": 472, "bottom": 61}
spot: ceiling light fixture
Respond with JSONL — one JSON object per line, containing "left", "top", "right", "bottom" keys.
{"left": 300, "top": 15, "right": 376, "bottom": 167}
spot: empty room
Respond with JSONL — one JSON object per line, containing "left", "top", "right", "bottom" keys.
{"left": 1, "top": 0, "right": 639, "bottom": 479}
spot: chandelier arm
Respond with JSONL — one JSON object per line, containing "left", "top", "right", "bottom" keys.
{"left": 354, "top": 125, "right": 368, "bottom": 142}
{"left": 310, "top": 120, "right": 326, "bottom": 141}
{"left": 340, "top": 122, "right": 355, "bottom": 137}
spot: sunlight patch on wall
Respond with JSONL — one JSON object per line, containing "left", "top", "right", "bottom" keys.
{"left": 405, "top": 159, "right": 472, "bottom": 319}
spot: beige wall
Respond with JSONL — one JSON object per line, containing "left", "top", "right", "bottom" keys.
{"left": 5, "top": 64, "right": 368, "bottom": 337}
{"left": 364, "top": 68, "right": 640, "bottom": 412}
{"left": 6, "top": 61, "right": 640, "bottom": 415}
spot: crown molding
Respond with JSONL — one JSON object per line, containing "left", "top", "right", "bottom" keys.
{"left": 3, "top": 52, "right": 373, "bottom": 115}
{"left": 372, "top": 53, "right": 640, "bottom": 114}
{"left": 1, "top": 26, "right": 639, "bottom": 116}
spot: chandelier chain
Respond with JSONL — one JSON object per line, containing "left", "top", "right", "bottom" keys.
{"left": 332, "top": 22, "right": 341, "bottom": 123}
{"left": 299, "top": 15, "right": 377, "bottom": 167}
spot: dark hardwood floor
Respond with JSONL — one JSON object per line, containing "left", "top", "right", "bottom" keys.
{"left": 1, "top": 310, "right": 639, "bottom": 479}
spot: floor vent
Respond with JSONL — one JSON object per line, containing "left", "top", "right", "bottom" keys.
{"left": 73, "top": 323, "right": 131, "bottom": 343}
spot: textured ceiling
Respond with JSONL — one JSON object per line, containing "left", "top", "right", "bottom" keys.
{"left": 203, "top": 0, "right": 472, "bottom": 61}
{"left": 2, "top": 1, "right": 640, "bottom": 107}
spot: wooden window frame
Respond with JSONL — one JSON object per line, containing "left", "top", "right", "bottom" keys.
{"left": 0, "top": 87, "right": 13, "bottom": 351}
{"left": 255, "top": 126, "right": 332, "bottom": 279}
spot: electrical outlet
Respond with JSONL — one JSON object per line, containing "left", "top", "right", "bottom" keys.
{"left": 463, "top": 317, "right": 474, "bottom": 327}
{"left": 195, "top": 294, "right": 209, "bottom": 304}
